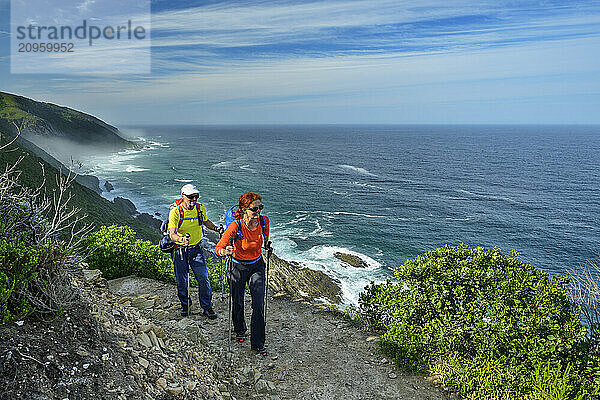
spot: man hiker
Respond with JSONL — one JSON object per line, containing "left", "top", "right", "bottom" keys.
{"left": 169, "top": 184, "right": 223, "bottom": 318}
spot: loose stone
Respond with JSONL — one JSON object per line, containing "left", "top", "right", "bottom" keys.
{"left": 138, "top": 332, "right": 152, "bottom": 348}
{"left": 139, "top": 357, "right": 149, "bottom": 369}
{"left": 165, "top": 384, "right": 184, "bottom": 395}
{"left": 156, "top": 377, "right": 167, "bottom": 390}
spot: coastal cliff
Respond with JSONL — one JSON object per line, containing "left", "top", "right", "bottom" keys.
{"left": 0, "top": 138, "right": 160, "bottom": 241}
{"left": 0, "top": 91, "right": 136, "bottom": 151}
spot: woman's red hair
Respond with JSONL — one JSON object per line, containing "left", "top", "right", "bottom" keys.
{"left": 234, "top": 192, "right": 262, "bottom": 219}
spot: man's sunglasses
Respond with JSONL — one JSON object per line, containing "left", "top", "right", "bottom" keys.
{"left": 185, "top": 194, "right": 199, "bottom": 200}
{"left": 248, "top": 204, "right": 264, "bottom": 212}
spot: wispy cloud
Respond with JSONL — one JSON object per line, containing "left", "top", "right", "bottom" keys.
{"left": 2, "top": 0, "right": 600, "bottom": 123}
{"left": 76, "top": 0, "right": 95, "bottom": 13}
{"left": 144, "top": 0, "right": 600, "bottom": 80}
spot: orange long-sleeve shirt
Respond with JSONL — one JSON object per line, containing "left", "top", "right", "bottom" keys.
{"left": 215, "top": 216, "right": 269, "bottom": 261}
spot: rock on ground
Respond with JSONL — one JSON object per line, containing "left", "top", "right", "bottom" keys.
{"left": 109, "top": 275, "right": 450, "bottom": 400}
{"left": 0, "top": 270, "right": 223, "bottom": 400}
{"left": 0, "top": 268, "right": 450, "bottom": 400}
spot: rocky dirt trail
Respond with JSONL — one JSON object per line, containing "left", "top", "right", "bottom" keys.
{"left": 0, "top": 266, "right": 451, "bottom": 399}
{"left": 108, "top": 274, "right": 450, "bottom": 400}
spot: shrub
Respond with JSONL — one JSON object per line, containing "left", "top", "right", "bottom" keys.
{"left": 85, "top": 225, "right": 174, "bottom": 282}
{"left": 85, "top": 225, "right": 228, "bottom": 291}
{"left": 0, "top": 235, "right": 40, "bottom": 323}
{"left": 205, "top": 253, "right": 230, "bottom": 294}
{"left": 0, "top": 146, "right": 86, "bottom": 325}
{"left": 568, "top": 259, "right": 600, "bottom": 343}
{"left": 359, "top": 244, "right": 600, "bottom": 399}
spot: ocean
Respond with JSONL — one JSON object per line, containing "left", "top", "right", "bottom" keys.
{"left": 83, "top": 125, "right": 600, "bottom": 304}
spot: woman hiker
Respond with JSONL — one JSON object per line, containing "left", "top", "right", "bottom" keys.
{"left": 169, "top": 184, "right": 224, "bottom": 318}
{"left": 215, "top": 192, "right": 270, "bottom": 356}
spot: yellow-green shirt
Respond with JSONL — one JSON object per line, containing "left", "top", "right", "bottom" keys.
{"left": 168, "top": 204, "right": 207, "bottom": 246}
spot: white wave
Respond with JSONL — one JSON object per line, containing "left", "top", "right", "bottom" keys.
{"left": 175, "top": 179, "right": 193, "bottom": 183}
{"left": 309, "top": 246, "right": 382, "bottom": 270}
{"left": 268, "top": 242, "right": 387, "bottom": 305}
{"left": 121, "top": 149, "right": 144, "bottom": 156}
{"left": 141, "top": 141, "right": 170, "bottom": 150}
{"left": 149, "top": 141, "right": 170, "bottom": 148}
{"left": 125, "top": 165, "right": 150, "bottom": 172}
{"left": 240, "top": 165, "right": 256, "bottom": 173}
{"left": 307, "top": 220, "right": 333, "bottom": 237}
{"left": 84, "top": 149, "right": 144, "bottom": 175}
{"left": 351, "top": 181, "right": 385, "bottom": 190}
{"left": 445, "top": 217, "right": 472, "bottom": 221}
{"left": 212, "top": 161, "right": 233, "bottom": 168}
{"left": 334, "top": 211, "right": 386, "bottom": 219}
{"left": 338, "top": 164, "right": 376, "bottom": 177}
{"left": 288, "top": 213, "right": 309, "bottom": 224}
{"left": 312, "top": 246, "right": 386, "bottom": 305}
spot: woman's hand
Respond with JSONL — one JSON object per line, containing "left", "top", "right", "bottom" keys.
{"left": 220, "top": 245, "right": 234, "bottom": 256}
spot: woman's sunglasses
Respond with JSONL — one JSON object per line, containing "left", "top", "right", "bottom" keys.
{"left": 248, "top": 204, "right": 264, "bottom": 212}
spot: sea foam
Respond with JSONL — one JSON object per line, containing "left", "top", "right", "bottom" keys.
{"left": 212, "top": 161, "right": 233, "bottom": 168}
{"left": 338, "top": 164, "right": 376, "bottom": 177}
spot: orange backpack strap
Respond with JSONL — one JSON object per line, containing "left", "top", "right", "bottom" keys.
{"left": 177, "top": 205, "right": 185, "bottom": 230}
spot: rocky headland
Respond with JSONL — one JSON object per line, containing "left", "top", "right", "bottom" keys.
{"left": 0, "top": 91, "right": 136, "bottom": 151}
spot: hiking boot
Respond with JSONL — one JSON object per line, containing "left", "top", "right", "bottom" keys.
{"left": 203, "top": 307, "right": 217, "bottom": 319}
{"left": 181, "top": 305, "right": 189, "bottom": 317}
{"left": 252, "top": 346, "right": 268, "bottom": 356}
{"left": 235, "top": 333, "right": 246, "bottom": 343}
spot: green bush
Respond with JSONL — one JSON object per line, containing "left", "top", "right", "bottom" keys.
{"left": 359, "top": 244, "right": 600, "bottom": 399}
{"left": 85, "top": 225, "right": 228, "bottom": 292}
{"left": 85, "top": 225, "right": 174, "bottom": 282}
{"left": 205, "top": 253, "right": 230, "bottom": 294}
{"left": 0, "top": 235, "right": 40, "bottom": 323}
{"left": 0, "top": 228, "right": 72, "bottom": 324}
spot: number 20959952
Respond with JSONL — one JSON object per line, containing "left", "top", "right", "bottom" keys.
{"left": 18, "top": 42, "right": 74, "bottom": 52}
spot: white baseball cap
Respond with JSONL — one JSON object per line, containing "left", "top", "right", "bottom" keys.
{"left": 181, "top": 184, "right": 199, "bottom": 196}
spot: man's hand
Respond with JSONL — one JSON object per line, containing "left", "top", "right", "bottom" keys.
{"left": 205, "top": 220, "right": 224, "bottom": 235}
{"left": 180, "top": 234, "right": 190, "bottom": 246}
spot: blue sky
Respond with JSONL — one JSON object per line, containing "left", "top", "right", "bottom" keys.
{"left": 1, "top": 0, "right": 600, "bottom": 124}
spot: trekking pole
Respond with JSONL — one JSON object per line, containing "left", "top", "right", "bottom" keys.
{"left": 185, "top": 233, "right": 191, "bottom": 317}
{"left": 227, "top": 237, "right": 234, "bottom": 354}
{"left": 218, "top": 224, "right": 224, "bottom": 299}
{"left": 264, "top": 240, "right": 272, "bottom": 328}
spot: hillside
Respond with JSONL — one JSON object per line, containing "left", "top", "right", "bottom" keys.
{"left": 0, "top": 138, "right": 159, "bottom": 241}
{"left": 0, "top": 91, "right": 136, "bottom": 151}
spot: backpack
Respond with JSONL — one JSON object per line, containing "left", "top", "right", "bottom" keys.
{"left": 225, "top": 205, "right": 266, "bottom": 242}
{"left": 159, "top": 199, "right": 204, "bottom": 253}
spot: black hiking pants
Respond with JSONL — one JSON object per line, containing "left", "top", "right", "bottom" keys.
{"left": 229, "top": 257, "right": 266, "bottom": 350}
